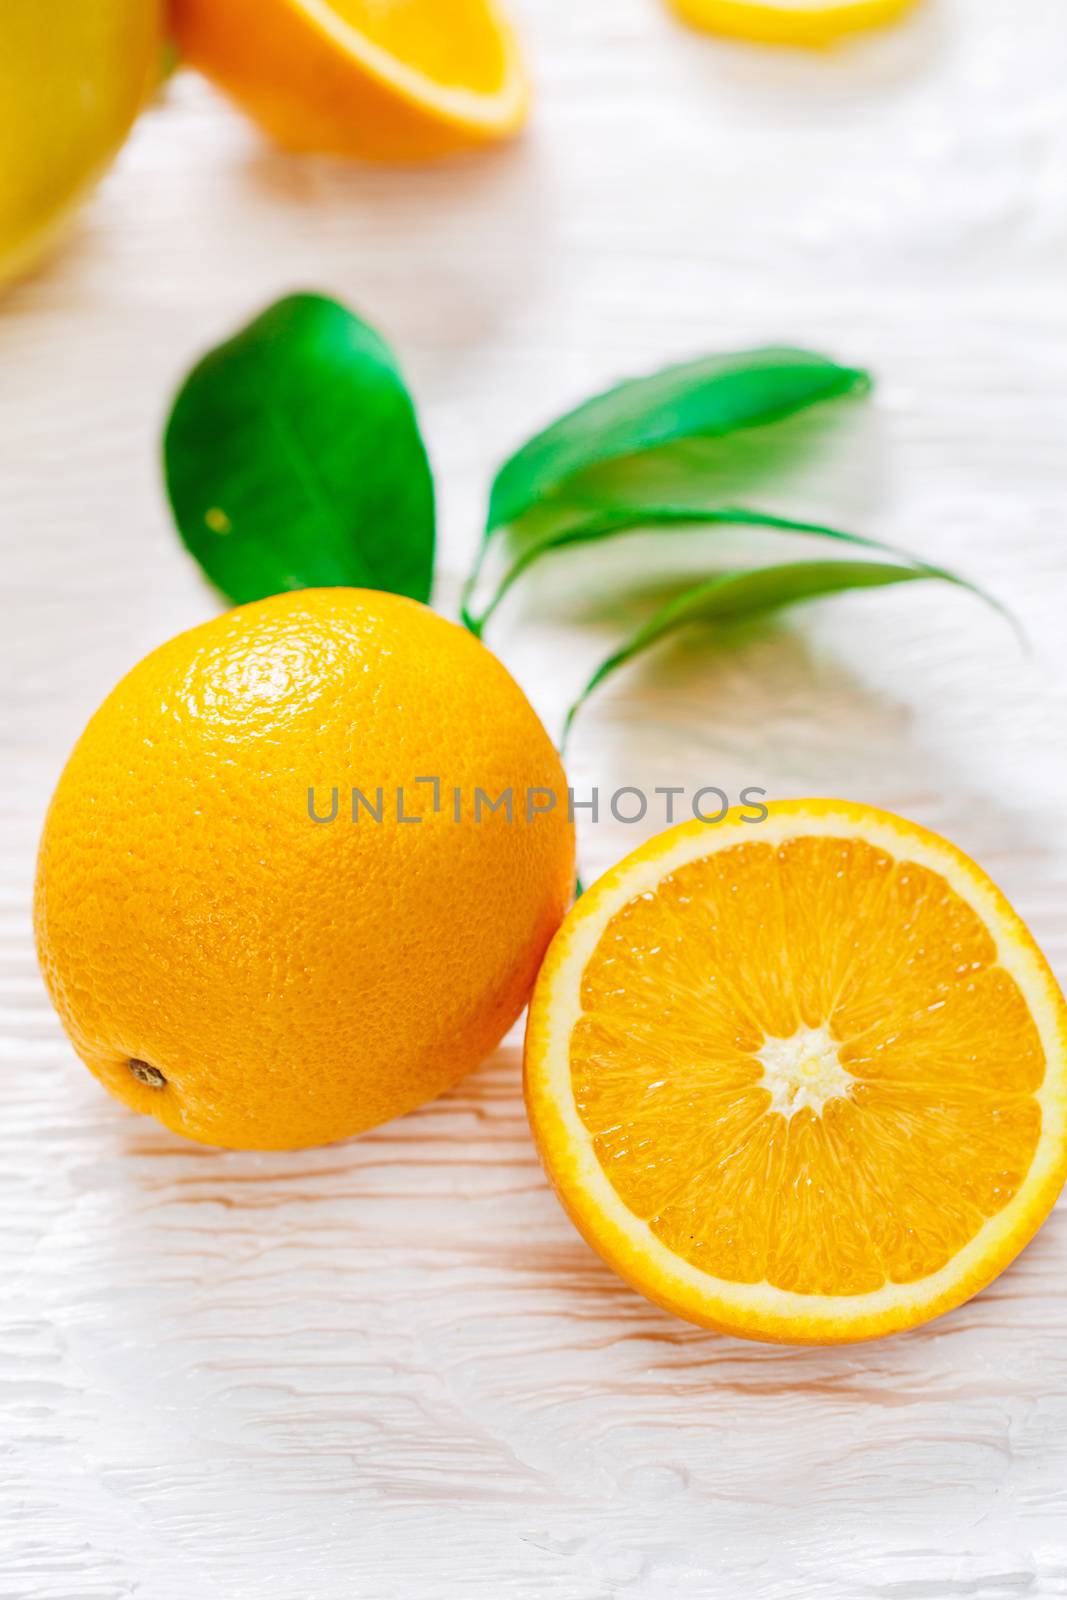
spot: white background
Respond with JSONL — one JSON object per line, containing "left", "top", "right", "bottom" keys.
{"left": 3, "top": 1, "right": 1067, "bottom": 1595}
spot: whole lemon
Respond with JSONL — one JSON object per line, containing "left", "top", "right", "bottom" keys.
{"left": 0, "top": 0, "right": 163, "bottom": 286}
{"left": 35, "top": 590, "right": 575, "bottom": 1149}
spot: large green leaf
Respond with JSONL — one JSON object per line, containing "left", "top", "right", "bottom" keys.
{"left": 487, "top": 347, "right": 870, "bottom": 534}
{"left": 561, "top": 558, "right": 979, "bottom": 750}
{"left": 164, "top": 293, "right": 435, "bottom": 606}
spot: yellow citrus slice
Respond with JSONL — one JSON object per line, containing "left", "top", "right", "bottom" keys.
{"left": 668, "top": 0, "right": 921, "bottom": 47}
{"left": 525, "top": 800, "right": 1067, "bottom": 1343}
{"left": 171, "top": 0, "right": 529, "bottom": 162}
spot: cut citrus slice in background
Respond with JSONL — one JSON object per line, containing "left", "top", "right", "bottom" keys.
{"left": 525, "top": 801, "right": 1067, "bottom": 1343}
{"left": 171, "top": 0, "right": 528, "bottom": 161}
{"left": 667, "top": 0, "right": 921, "bottom": 47}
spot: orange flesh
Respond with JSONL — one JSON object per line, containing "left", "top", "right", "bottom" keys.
{"left": 571, "top": 837, "right": 1043, "bottom": 1297}
{"left": 316, "top": 0, "right": 509, "bottom": 92}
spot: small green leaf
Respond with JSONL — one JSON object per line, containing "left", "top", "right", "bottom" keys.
{"left": 561, "top": 558, "right": 980, "bottom": 752}
{"left": 462, "top": 502, "right": 902, "bottom": 637}
{"left": 164, "top": 293, "right": 435, "bottom": 606}
{"left": 487, "top": 347, "right": 870, "bottom": 534}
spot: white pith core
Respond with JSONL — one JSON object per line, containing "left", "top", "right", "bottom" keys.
{"left": 756, "top": 1024, "right": 854, "bottom": 1117}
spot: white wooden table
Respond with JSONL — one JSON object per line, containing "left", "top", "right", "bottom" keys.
{"left": 4, "top": 2, "right": 1067, "bottom": 1594}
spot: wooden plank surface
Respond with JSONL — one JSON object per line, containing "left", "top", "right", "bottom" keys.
{"left": 3, "top": 1, "right": 1067, "bottom": 1594}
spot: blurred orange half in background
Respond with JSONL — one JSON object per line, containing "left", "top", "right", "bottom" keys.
{"left": 171, "top": 0, "right": 529, "bottom": 161}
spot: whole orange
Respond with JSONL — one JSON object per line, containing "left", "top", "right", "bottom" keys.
{"left": 35, "top": 589, "right": 574, "bottom": 1149}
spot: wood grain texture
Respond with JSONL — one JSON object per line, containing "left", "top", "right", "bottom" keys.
{"left": 3, "top": 1, "right": 1067, "bottom": 1594}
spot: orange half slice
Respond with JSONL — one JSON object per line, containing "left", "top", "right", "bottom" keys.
{"left": 525, "top": 801, "right": 1067, "bottom": 1343}
{"left": 171, "top": 0, "right": 529, "bottom": 161}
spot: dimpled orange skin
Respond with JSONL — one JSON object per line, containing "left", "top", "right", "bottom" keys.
{"left": 35, "top": 589, "right": 575, "bottom": 1149}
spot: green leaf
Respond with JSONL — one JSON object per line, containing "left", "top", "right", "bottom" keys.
{"left": 561, "top": 558, "right": 981, "bottom": 752}
{"left": 462, "top": 502, "right": 903, "bottom": 637}
{"left": 164, "top": 293, "right": 435, "bottom": 606}
{"left": 487, "top": 347, "right": 870, "bottom": 534}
